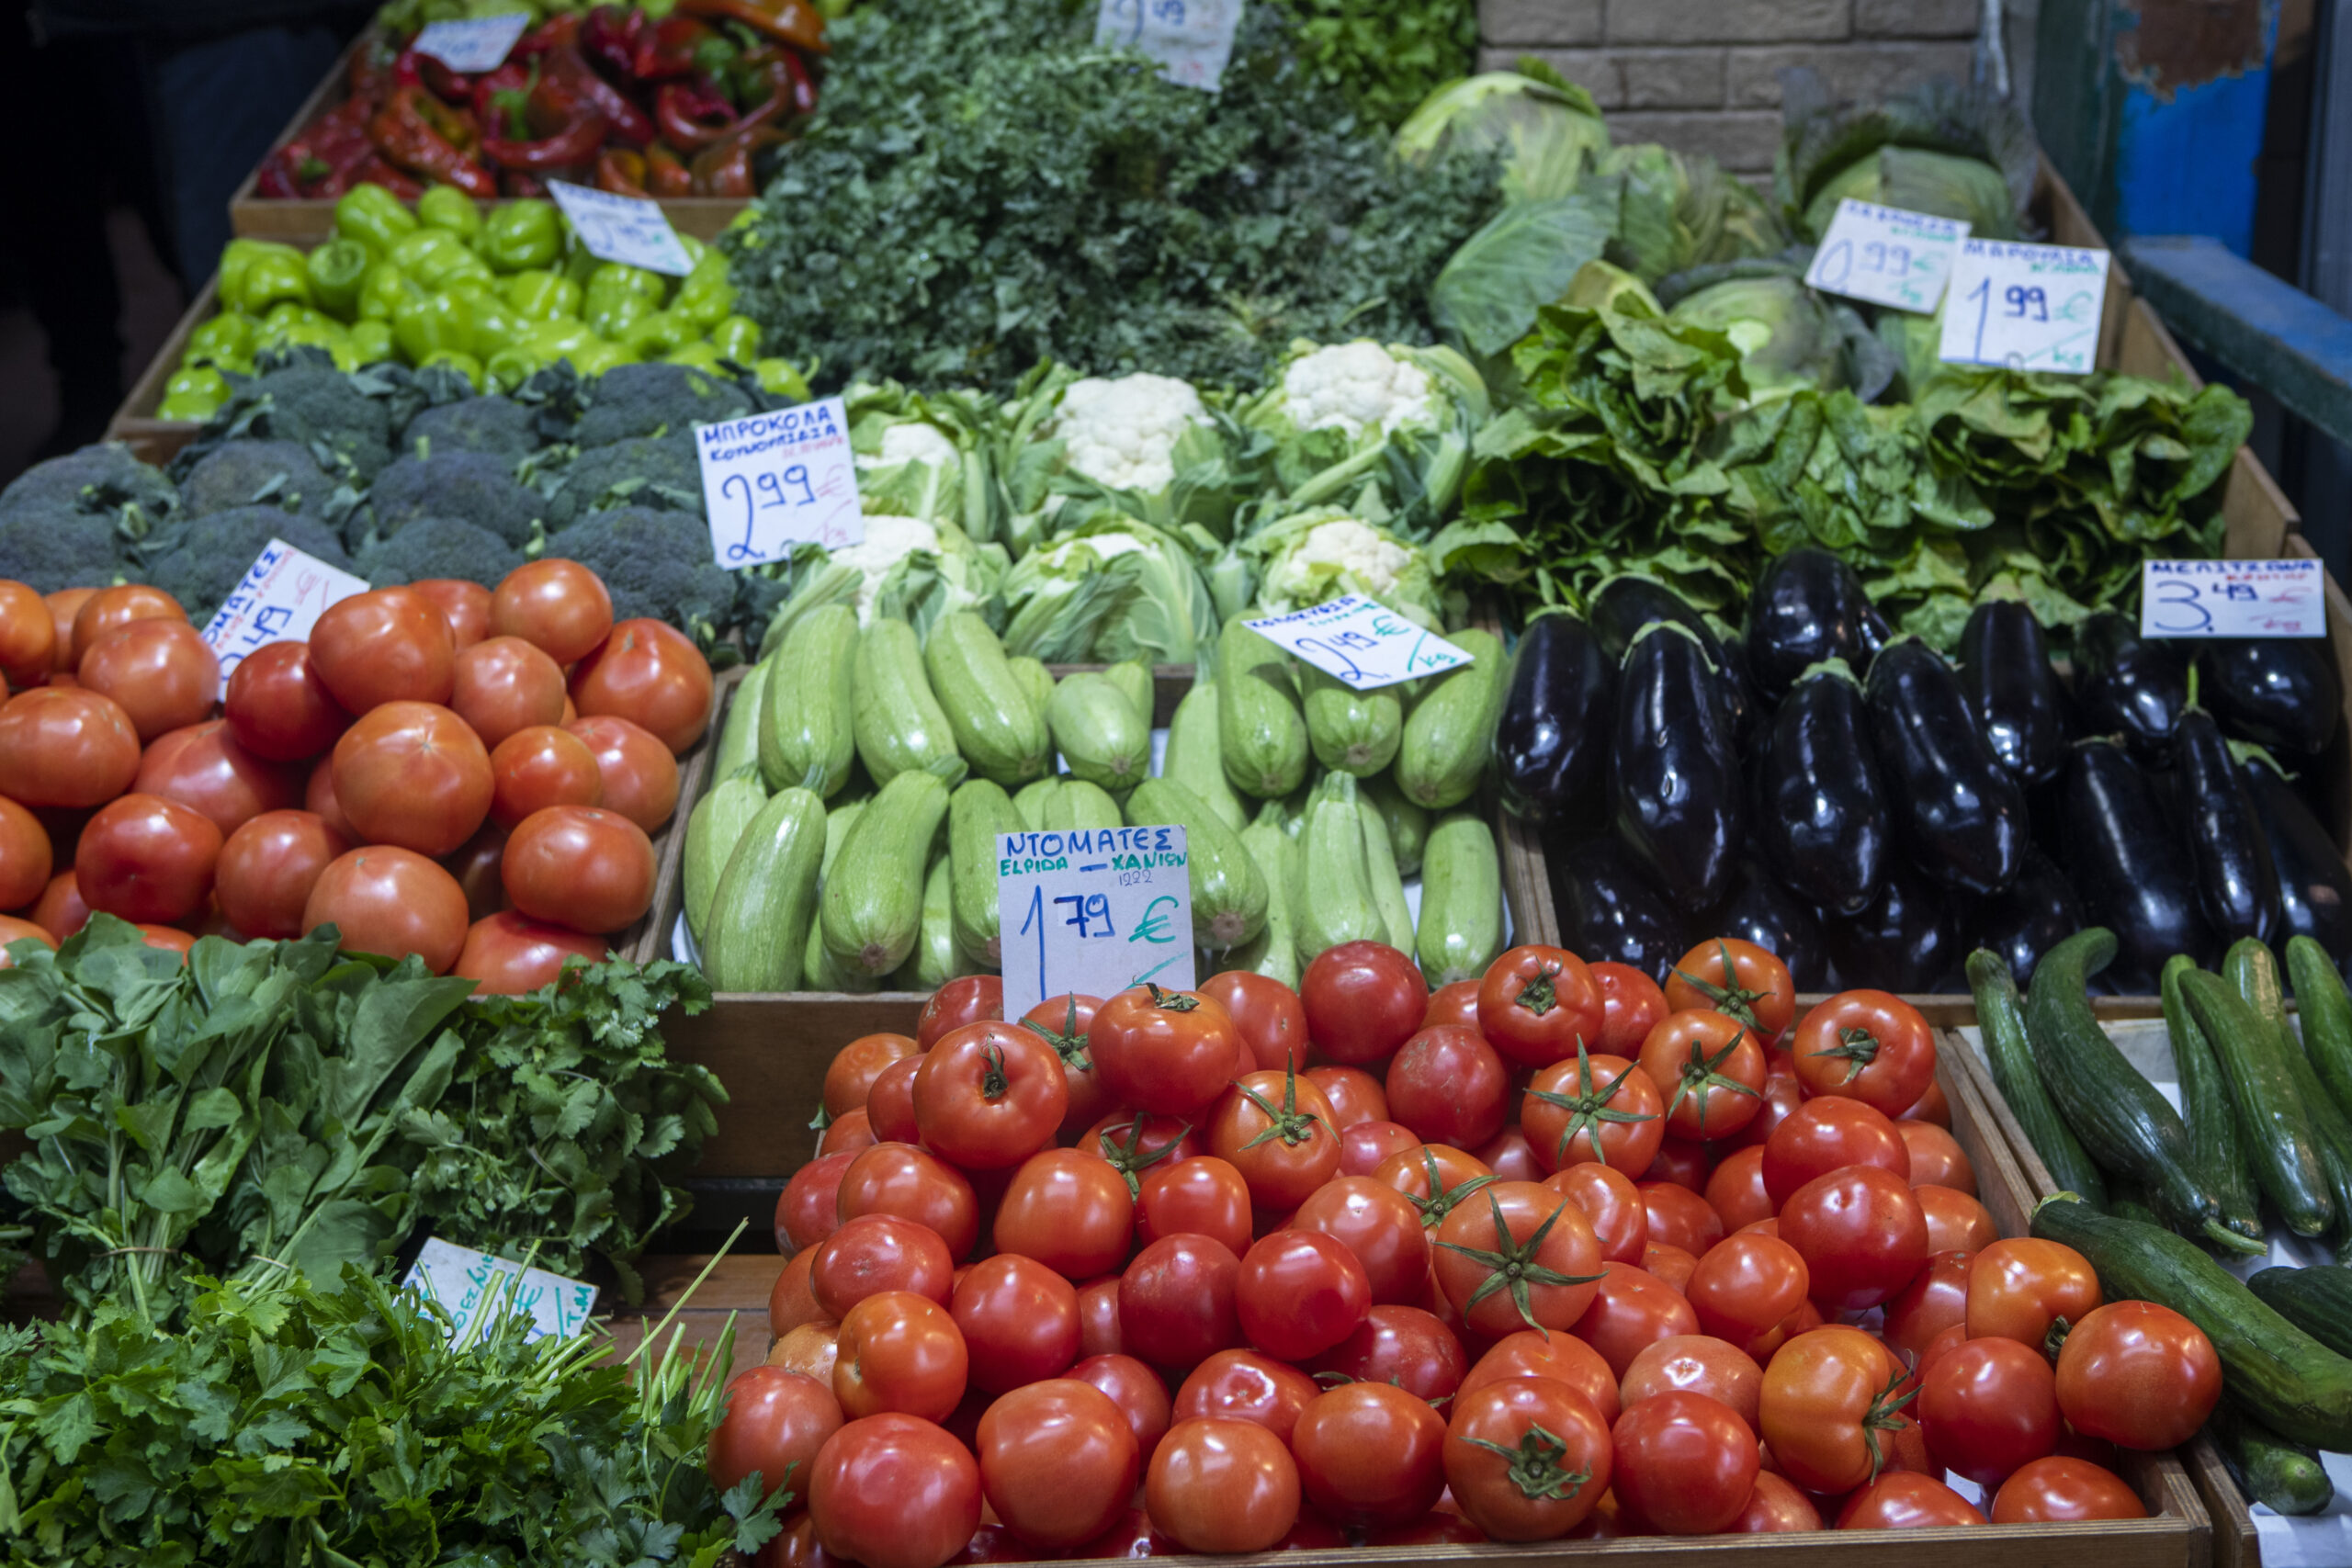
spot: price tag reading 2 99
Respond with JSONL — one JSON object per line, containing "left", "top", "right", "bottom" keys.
{"left": 694, "top": 396, "right": 865, "bottom": 569}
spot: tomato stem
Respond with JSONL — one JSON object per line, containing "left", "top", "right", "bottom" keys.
{"left": 1521, "top": 1043, "right": 1658, "bottom": 1169}
{"left": 1019, "top": 994, "right": 1092, "bottom": 1074}
{"left": 1515, "top": 965, "right": 1560, "bottom": 1018}
{"left": 1458, "top": 1423, "right": 1592, "bottom": 1503}
{"left": 1860, "top": 1364, "right": 1920, "bottom": 1483}
{"left": 1401, "top": 1147, "right": 1498, "bottom": 1230}
{"left": 1662, "top": 1026, "right": 1761, "bottom": 1136}
{"left": 1145, "top": 982, "right": 1199, "bottom": 1013}
{"left": 1668, "top": 939, "right": 1770, "bottom": 1032}
{"left": 1235, "top": 1064, "right": 1325, "bottom": 1151}
{"left": 1808, "top": 1026, "right": 1882, "bottom": 1084}
{"left": 1431, "top": 1188, "right": 1606, "bottom": 1332}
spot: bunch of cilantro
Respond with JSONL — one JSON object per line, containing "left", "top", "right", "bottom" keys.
{"left": 720, "top": 0, "right": 1501, "bottom": 393}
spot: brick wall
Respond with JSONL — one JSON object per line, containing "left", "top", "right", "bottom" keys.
{"left": 1476, "top": 0, "right": 1994, "bottom": 175}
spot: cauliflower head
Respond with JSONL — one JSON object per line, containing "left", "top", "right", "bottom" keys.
{"left": 1253, "top": 513, "right": 1440, "bottom": 626}
{"left": 831, "top": 514, "right": 944, "bottom": 620}
{"left": 1282, "top": 341, "right": 1436, "bottom": 441}
{"left": 864, "top": 421, "right": 963, "bottom": 470}
{"left": 1051, "top": 373, "right": 1208, "bottom": 494}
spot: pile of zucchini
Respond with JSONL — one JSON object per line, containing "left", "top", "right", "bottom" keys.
{"left": 677, "top": 609, "right": 1512, "bottom": 994}
{"left": 1975, "top": 930, "right": 2352, "bottom": 1513}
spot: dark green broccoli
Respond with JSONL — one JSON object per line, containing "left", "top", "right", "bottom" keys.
{"left": 141, "top": 506, "right": 354, "bottom": 623}
{"left": 177, "top": 439, "right": 336, "bottom": 520}
{"left": 367, "top": 451, "right": 542, "bottom": 550}
{"left": 0, "top": 511, "right": 138, "bottom": 594}
{"left": 204, "top": 364, "right": 396, "bottom": 481}
{"left": 542, "top": 432, "right": 701, "bottom": 531}
{"left": 356, "top": 515, "right": 523, "bottom": 589}
{"left": 402, "top": 395, "right": 539, "bottom": 461}
{"left": 0, "top": 443, "right": 177, "bottom": 540}
{"left": 571, "top": 363, "right": 753, "bottom": 449}
{"left": 548, "top": 505, "right": 735, "bottom": 643}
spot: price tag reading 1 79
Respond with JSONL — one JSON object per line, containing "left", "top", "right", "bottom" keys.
{"left": 996, "top": 827, "right": 1193, "bottom": 1022}
{"left": 695, "top": 396, "right": 865, "bottom": 568}
{"left": 1937, "top": 238, "right": 2110, "bottom": 375}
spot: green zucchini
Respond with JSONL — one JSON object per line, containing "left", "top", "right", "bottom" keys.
{"left": 821, "top": 765, "right": 958, "bottom": 977}
{"left": 1357, "top": 794, "right": 1414, "bottom": 953}
{"left": 1396, "top": 628, "right": 1505, "bottom": 810}
{"left": 2207, "top": 1399, "right": 2335, "bottom": 1516}
{"left": 1302, "top": 665, "right": 1402, "bottom": 778}
{"left": 1007, "top": 655, "right": 1057, "bottom": 719}
{"left": 925, "top": 611, "right": 1051, "bottom": 787}
{"left": 1037, "top": 778, "right": 1122, "bottom": 834}
{"left": 760, "top": 604, "right": 858, "bottom": 795}
{"left": 948, "top": 779, "right": 1026, "bottom": 967}
{"left": 854, "top": 617, "right": 960, "bottom": 785}
{"left": 1966, "top": 949, "right": 2107, "bottom": 1209}
{"left": 1217, "top": 616, "right": 1308, "bottom": 800}
{"left": 701, "top": 784, "right": 827, "bottom": 992}
{"left": 2162, "top": 955, "right": 2266, "bottom": 1246}
{"left": 1217, "top": 800, "right": 1300, "bottom": 988}
{"left": 1012, "top": 776, "right": 1057, "bottom": 832}
{"left": 2030, "top": 1192, "right": 2352, "bottom": 1451}
{"left": 1163, "top": 676, "right": 1247, "bottom": 831}
{"left": 2249, "top": 1267, "right": 2352, "bottom": 1360}
{"left": 1048, "top": 672, "right": 1150, "bottom": 793}
{"left": 1418, "top": 812, "right": 1503, "bottom": 987}
{"left": 895, "top": 852, "right": 972, "bottom": 992}
{"left": 683, "top": 763, "right": 767, "bottom": 947}
{"left": 1360, "top": 774, "right": 1430, "bottom": 878}
{"left": 2290, "top": 934, "right": 2352, "bottom": 1125}
{"left": 2222, "top": 941, "right": 2352, "bottom": 1244}
{"left": 1292, "top": 772, "right": 1385, "bottom": 967}
{"left": 1103, "top": 658, "right": 1155, "bottom": 731}
{"left": 2027, "top": 930, "right": 2228, "bottom": 1244}
{"left": 806, "top": 916, "right": 878, "bottom": 994}
{"left": 821, "top": 795, "right": 866, "bottom": 879}
{"left": 713, "top": 668, "right": 767, "bottom": 782}
{"left": 1125, "top": 777, "right": 1267, "bottom": 952}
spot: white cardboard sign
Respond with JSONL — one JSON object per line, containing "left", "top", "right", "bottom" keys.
{"left": 401, "top": 1236, "right": 598, "bottom": 1347}
{"left": 409, "top": 15, "right": 529, "bottom": 73}
{"left": 1938, "top": 238, "right": 2110, "bottom": 375}
{"left": 1094, "top": 0, "right": 1240, "bottom": 91}
{"left": 997, "top": 827, "right": 1193, "bottom": 1022}
{"left": 2141, "top": 558, "right": 2326, "bottom": 638}
{"left": 1804, "top": 199, "right": 1969, "bottom": 314}
{"left": 198, "top": 540, "right": 370, "bottom": 695}
{"left": 1243, "top": 594, "right": 1475, "bottom": 691}
{"left": 547, "top": 180, "right": 694, "bottom": 276}
{"left": 696, "top": 396, "right": 865, "bottom": 566}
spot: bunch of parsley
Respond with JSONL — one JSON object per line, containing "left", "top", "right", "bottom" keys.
{"left": 1268, "top": 0, "right": 1477, "bottom": 130}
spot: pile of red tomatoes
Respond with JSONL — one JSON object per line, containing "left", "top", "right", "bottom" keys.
{"left": 0, "top": 562, "right": 711, "bottom": 989}
{"left": 712, "top": 938, "right": 2224, "bottom": 1567}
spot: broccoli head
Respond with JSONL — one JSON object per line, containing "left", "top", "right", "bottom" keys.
{"left": 401, "top": 395, "right": 540, "bottom": 462}
{"left": 211, "top": 365, "right": 396, "bottom": 482}
{"left": 0, "top": 443, "right": 177, "bottom": 540}
{"left": 0, "top": 510, "right": 138, "bottom": 595}
{"left": 356, "top": 514, "right": 523, "bottom": 590}
{"left": 542, "top": 432, "right": 702, "bottom": 531}
{"left": 177, "top": 439, "right": 337, "bottom": 521}
{"left": 141, "top": 506, "right": 354, "bottom": 624}
{"left": 367, "top": 451, "right": 542, "bottom": 550}
{"left": 548, "top": 505, "right": 735, "bottom": 643}
{"left": 571, "top": 363, "right": 753, "bottom": 449}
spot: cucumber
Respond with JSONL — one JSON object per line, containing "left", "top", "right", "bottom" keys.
{"left": 1396, "top": 628, "right": 1504, "bottom": 809}
{"left": 713, "top": 667, "right": 767, "bottom": 782}
{"left": 1361, "top": 774, "right": 1430, "bottom": 878}
{"left": 1217, "top": 616, "right": 1308, "bottom": 800}
{"left": 1103, "top": 658, "right": 1155, "bottom": 730}
{"left": 2290, "top": 934, "right": 2352, "bottom": 1125}
{"left": 2207, "top": 1400, "right": 2335, "bottom": 1516}
{"left": 2214, "top": 942, "right": 2352, "bottom": 1241}
{"left": 1125, "top": 777, "right": 1267, "bottom": 952}
{"left": 926, "top": 611, "right": 1051, "bottom": 787}
{"left": 1048, "top": 672, "right": 1150, "bottom": 793}
{"left": 1012, "top": 776, "right": 1058, "bottom": 832}
{"left": 701, "top": 784, "right": 826, "bottom": 992}
{"left": 2031, "top": 1192, "right": 2352, "bottom": 1450}
{"left": 2249, "top": 1267, "right": 2352, "bottom": 1360}
{"left": 948, "top": 779, "right": 1026, "bottom": 967}
{"left": 1965, "top": 948, "right": 2107, "bottom": 1209}
{"left": 683, "top": 763, "right": 767, "bottom": 947}
{"left": 1007, "top": 655, "right": 1057, "bottom": 719}
{"left": 1357, "top": 794, "right": 1414, "bottom": 953}
{"left": 2162, "top": 956, "right": 2266, "bottom": 1246}
{"left": 894, "top": 852, "right": 972, "bottom": 991}
{"left": 1418, "top": 812, "right": 1503, "bottom": 987}
{"left": 1292, "top": 772, "right": 1386, "bottom": 967}
{"left": 1217, "top": 800, "right": 1300, "bottom": 988}
{"left": 821, "top": 766, "right": 957, "bottom": 977}
{"left": 760, "top": 604, "right": 858, "bottom": 795}
{"left": 1038, "top": 778, "right": 1122, "bottom": 834}
{"left": 854, "top": 617, "right": 960, "bottom": 785}
{"left": 1163, "top": 677, "right": 1246, "bottom": 831}
{"left": 1302, "top": 666, "right": 1402, "bottom": 778}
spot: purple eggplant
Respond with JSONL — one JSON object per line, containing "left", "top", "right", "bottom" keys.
{"left": 1956, "top": 598, "right": 2070, "bottom": 784}
{"left": 2198, "top": 637, "right": 2342, "bottom": 756}
{"left": 1753, "top": 659, "right": 1888, "bottom": 917}
{"left": 1494, "top": 610, "right": 1614, "bottom": 823}
{"left": 2058, "top": 737, "right": 2213, "bottom": 991}
{"left": 1826, "top": 860, "right": 1959, "bottom": 994}
{"left": 1965, "top": 847, "right": 2085, "bottom": 990}
{"left": 1702, "top": 861, "right": 1831, "bottom": 991}
{"left": 1865, "top": 638, "right": 2029, "bottom": 895}
{"left": 2174, "top": 707, "right": 2281, "bottom": 944}
{"left": 1744, "top": 547, "right": 1891, "bottom": 704}
{"left": 1553, "top": 831, "right": 1685, "bottom": 983}
{"left": 1612, "top": 621, "right": 1744, "bottom": 912}
{"left": 2075, "top": 612, "right": 2188, "bottom": 761}
{"left": 2241, "top": 750, "right": 2352, "bottom": 967}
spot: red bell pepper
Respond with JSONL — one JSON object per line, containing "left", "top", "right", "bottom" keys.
{"left": 501, "top": 169, "right": 550, "bottom": 197}
{"left": 675, "top": 0, "right": 827, "bottom": 54}
{"left": 512, "top": 12, "right": 582, "bottom": 56}
{"left": 477, "top": 61, "right": 608, "bottom": 173}
{"left": 653, "top": 78, "right": 739, "bottom": 151}
{"left": 646, "top": 142, "right": 694, "bottom": 197}
{"left": 688, "top": 122, "right": 788, "bottom": 197}
{"left": 595, "top": 146, "right": 649, "bottom": 195}
{"left": 370, "top": 83, "right": 499, "bottom": 197}
{"left": 395, "top": 45, "right": 475, "bottom": 104}
{"left": 581, "top": 6, "right": 643, "bottom": 79}
{"left": 633, "top": 15, "right": 719, "bottom": 81}
{"left": 545, "top": 43, "right": 655, "bottom": 147}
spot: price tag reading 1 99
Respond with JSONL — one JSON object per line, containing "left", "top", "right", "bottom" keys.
{"left": 1937, "top": 238, "right": 2110, "bottom": 375}
{"left": 694, "top": 396, "right": 865, "bottom": 568}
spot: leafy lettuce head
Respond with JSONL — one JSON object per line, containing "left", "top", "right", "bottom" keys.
{"left": 1663, "top": 270, "right": 1846, "bottom": 398}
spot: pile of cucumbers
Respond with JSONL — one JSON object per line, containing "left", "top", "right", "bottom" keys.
{"left": 678, "top": 608, "right": 1512, "bottom": 993}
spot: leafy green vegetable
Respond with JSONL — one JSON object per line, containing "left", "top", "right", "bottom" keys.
{"left": 1774, "top": 70, "right": 2038, "bottom": 242}
{"left": 1430, "top": 186, "right": 1621, "bottom": 360}
{"left": 1600, "top": 143, "right": 1790, "bottom": 285}
{"left": 1393, "top": 61, "right": 1611, "bottom": 204}
{"left": 1661, "top": 266, "right": 1850, "bottom": 398}
{"left": 1266, "top": 0, "right": 1477, "bottom": 130}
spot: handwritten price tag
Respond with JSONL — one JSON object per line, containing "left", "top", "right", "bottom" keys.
{"left": 199, "top": 540, "right": 370, "bottom": 696}
{"left": 1244, "top": 594, "right": 1474, "bottom": 691}
{"left": 402, "top": 1237, "right": 598, "bottom": 1348}
{"left": 409, "top": 14, "right": 528, "bottom": 72}
{"left": 998, "top": 827, "right": 1193, "bottom": 1022}
{"left": 1937, "top": 239, "right": 2109, "bottom": 374}
{"left": 547, "top": 180, "right": 694, "bottom": 276}
{"left": 695, "top": 396, "right": 865, "bottom": 567}
{"left": 2141, "top": 558, "right": 2326, "bottom": 638}
{"left": 1804, "top": 199, "right": 1969, "bottom": 314}
{"left": 1095, "top": 0, "right": 1240, "bottom": 91}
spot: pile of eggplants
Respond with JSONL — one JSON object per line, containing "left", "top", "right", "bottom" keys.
{"left": 1495, "top": 546, "right": 2352, "bottom": 994}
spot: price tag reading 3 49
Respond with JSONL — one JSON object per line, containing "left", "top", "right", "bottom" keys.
{"left": 997, "top": 827, "right": 1193, "bottom": 1022}
{"left": 409, "top": 15, "right": 529, "bottom": 72}
{"left": 199, "top": 540, "right": 370, "bottom": 696}
{"left": 1095, "top": 0, "right": 1241, "bottom": 91}
{"left": 1243, "top": 594, "right": 1475, "bottom": 691}
{"left": 1938, "top": 239, "right": 2109, "bottom": 375}
{"left": 2141, "top": 558, "right": 2326, "bottom": 639}
{"left": 1804, "top": 199, "right": 1969, "bottom": 314}
{"left": 695, "top": 396, "right": 865, "bottom": 567}
{"left": 546, "top": 180, "right": 694, "bottom": 276}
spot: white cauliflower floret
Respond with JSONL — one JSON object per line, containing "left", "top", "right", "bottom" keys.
{"left": 1264, "top": 518, "right": 1416, "bottom": 604}
{"left": 864, "top": 422, "right": 962, "bottom": 469}
{"left": 1282, "top": 342, "right": 1435, "bottom": 441}
{"left": 830, "top": 514, "right": 941, "bottom": 620}
{"left": 1051, "top": 373, "right": 1207, "bottom": 494}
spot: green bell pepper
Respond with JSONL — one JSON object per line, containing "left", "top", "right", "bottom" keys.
{"left": 482, "top": 198, "right": 563, "bottom": 274}
{"left": 187, "top": 311, "right": 256, "bottom": 368}
{"left": 753, "top": 357, "right": 813, "bottom": 400}
{"left": 388, "top": 228, "right": 484, "bottom": 290}
{"left": 672, "top": 266, "right": 734, "bottom": 331}
{"left": 470, "top": 295, "right": 527, "bottom": 360}
{"left": 393, "top": 288, "right": 476, "bottom": 364}
{"left": 357, "top": 260, "right": 422, "bottom": 323}
{"left": 675, "top": 234, "right": 707, "bottom": 274}
{"left": 304, "top": 239, "right": 372, "bottom": 321}
{"left": 347, "top": 320, "right": 396, "bottom": 364}
{"left": 586, "top": 262, "right": 665, "bottom": 309}
{"left": 664, "top": 341, "right": 725, "bottom": 372}
{"left": 527, "top": 318, "right": 595, "bottom": 361}
{"left": 334, "top": 183, "right": 419, "bottom": 259}
{"left": 585, "top": 284, "right": 651, "bottom": 343}
{"left": 230, "top": 243, "right": 312, "bottom": 317}
{"left": 417, "top": 349, "right": 483, "bottom": 388}
{"left": 485, "top": 346, "right": 543, "bottom": 393}
{"left": 620, "top": 308, "right": 695, "bottom": 357}
{"left": 503, "top": 269, "right": 582, "bottom": 322}
{"left": 417, "top": 184, "right": 482, "bottom": 243}
{"left": 219, "top": 238, "right": 268, "bottom": 304}
{"left": 569, "top": 338, "right": 637, "bottom": 377}
{"left": 708, "top": 314, "right": 761, "bottom": 364}
{"left": 160, "top": 364, "right": 230, "bottom": 421}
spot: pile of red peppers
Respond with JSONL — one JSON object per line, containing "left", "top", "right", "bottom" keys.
{"left": 256, "top": 0, "right": 822, "bottom": 202}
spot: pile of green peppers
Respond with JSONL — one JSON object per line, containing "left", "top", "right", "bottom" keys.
{"left": 161, "top": 182, "right": 809, "bottom": 420}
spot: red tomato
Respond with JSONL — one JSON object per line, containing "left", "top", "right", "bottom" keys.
{"left": 1644, "top": 1137, "right": 1710, "bottom": 1192}
{"left": 819, "top": 1110, "right": 877, "bottom": 1158}
{"left": 453, "top": 910, "right": 606, "bottom": 994}
{"left": 1385, "top": 1024, "right": 1510, "bottom": 1149}
{"left": 1791, "top": 990, "right": 1937, "bottom": 1115}
{"left": 1520, "top": 1048, "right": 1666, "bottom": 1176}
{"left": 913, "top": 1020, "right": 1069, "bottom": 1169}
{"left": 826, "top": 1033, "right": 922, "bottom": 1120}
{"left": 1635, "top": 1010, "right": 1767, "bottom": 1141}
{"left": 1898, "top": 1120, "right": 1976, "bottom": 1194}
{"left": 449, "top": 636, "right": 567, "bottom": 751}
{"left": 0, "top": 686, "right": 141, "bottom": 807}
{"left": 1300, "top": 941, "right": 1427, "bottom": 1065}
{"left": 1883, "top": 1249, "right": 1973, "bottom": 1361}
{"left": 71, "top": 585, "right": 182, "bottom": 664}
{"left": 1462, "top": 1329, "right": 1621, "bottom": 1426}
{"left": 1476, "top": 1125, "right": 1544, "bottom": 1182}
{"left": 1664, "top": 938, "right": 1795, "bottom": 1044}
{"left": 1476, "top": 944, "right": 1606, "bottom": 1067}
{"left": 839, "top": 1143, "right": 980, "bottom": 1259}
{"left": 564, "top": 714, "right": 679, "bottom": 832}
{"left": 1234, "top": 1230, "right": 1369, "bottom": 1361}
{"left": 0, "top": 915, "right": 57, "bottom": 965}
{"left": 77, "top": 619, "right": 216, "bottom": 742}
{"left": 0, "top": 580, "right": 55, "bottom": 688}
{"left": 332, "top": 701, "right": 492, "bottom": 857}
{"left": 1758, "top": 1325, "right": 1911, "bottom": 1494}
{"left": 1543, "top": 1162, "right": 1648, "bottom": 1265}
{"left": 0, "top": 795, "right": 51, "bottom": 910}
{"left": 223, "top": 642, "right": 350, "bottom": 762}
{"left": 75, "top": 793, "right": 221, "bottom": 925}
{"left": 1901, "top": 1076, "right": 1952, "bottom": 1127}
{"left": 305, "top": 755, "right": 354, "bottom": 840}
{"left": 134, "top": 923, "right": 194, "bottom": 960}
{"left": 985, "top": 1148, "right": 1130, "bottom": 1280}
{"left": 779, "top": 1153, "right": 856, "bottom": 1256}
{"left": 1442, "top": 1377, "right": 1612, "bottom": 1540}
{"left": 867, "top": 1057, "right": 922, "bottom": 1143}
{"left": 1373, "top": 1144, "right": 1497, "bottom": 1231}
{"left": 1639, "top": 1181, "right": 1723, "bottom": 1256}
{"left": 1589, "top": 961, "right": 1671, "bottom": 1055}
{"left": 919, "top": 976, "right": 1002, "bottom": 1049}
{"left": 1068, "top": 1352, "right": 1172, "bottom": 1466}
{"left": 1136, "top": 1155, "right": 1250, "bottom": 1258}
{"left": 809, "top": 1413, "right": 982, "bottom": 1568}
{"left": 1298, "top": 1065, "right": 1384, "bottom": 1128}
{"left": 2053, "top": 1300, "right": 2222, "bottom": 1450}
{"left": 1119, "top": 1234, "right": 1242, "bottom": 1371}
{"left": 1917, "top": 1185, "right": 1997, "bottom": 1254}
{"left": 1292, "top": 1382, "right": 1448, "bottom": 1529}
{"left": 833, "top": 1291, "right": 967, "bottom": 1421}
{"left": 43, "top": 589, "right": 93, "bottom": 671}
{"left": 1704, "top": 1145, "right": 1775, "bottom": 1234}
{"left": 1761, "top": 1097, "right": 1910, "bottom": 1206}
{"left": 1171, "top": 1349, "right": 1318, "bottom": 1441}
{"left": 1087, "top": 1112, "right": 1203, "bottom": 1178}
{"left": 1197, "top": 971, "right": 1308, "bottom": 1071}
{"left": 409, "top": 579, "right": 492, "bottom": 650}
{"left": 1015, "top": 994, "right": 1113, "bottom": 1137}
{"left": 1611, "top": 1390, "right": 1758, "bottom": 1535}
{"left": 492, "top": 558, "right": 614, "bottom": 666}
{"left": 1643, "top": 1241, "right": 1698, "bottom": 1292}
{"left": 1306, "top": 1303, "right": 1465, "bottom": 1404}
{"left": 1780, "top": 1167, "right": 1928, "bottom": 1313}
{"left": 1686, "top": 1234, "right": 1809, "bottom": 1347}
{"left": 1432, "top": 1179, "right": 1604, "bottom": 1338}
{"left": 1207, "top": 1067, "right": 1341, "bottom": 1210}
{"left": 303, "top": 845, "right": 469, "bottom": 972}
{"left": 135, "top": 720, "right": 301, "bottom": 836}
{"left": 1291, "top": 1176, "right": 1429, "bottom": 1305}
{"left": 1992, "top": 1456, "right": 2149, "bottom": 1522}
{"left": 1569, "top": 1260, "right": 1700, "bottom": 1378}
{"left": 1730, "top": 1067, "right": 1804, "bottom": 1152}
{"left": 1729, "top": 1471, "right": 1823, "bottom": 1533}
{"left": 953, "top": 1254, "right": 1081, "bottom": 1392}
{"left": 309, "top": 588, "right": 456, "bottom": 713}
{"left": 1966, "top": 1239, "right": 2103, "bottom": 1349}
{"left": 708, "top": 1365, "right": 844, "bottom": 1502}
{"left": 28, "top": 871, "right": 88, "bottom": 942}
{"left": 1340, "top": 1119, "right": 1419, "bottom": 1177}
{"left": 976, "top": 1378, "right": 1140, "bottom": 1550}
{"left": 216, "top": 809, "right": 349, "bottom": 939}
{"left": 571, "top": 617, "right": 715, "bottom": 754}
{"left": 500, "top": 804, "right": 655, "bottom": 934}
{"left": 1090, "top": 985, "right": 1242, "bottom": 1116}
{"left": 1622, "top": 1335, "right": 1764, "bottom": 1433}
{"left": 1919, "top": 1335, "right": 2059, "bottom": 1486}
{"left": 813, "top": 1214, "right": 956, "bottom": 1317}
{"left": 1835, "top": 1472, "right": 1986, "bottom": 1529}
{"left": 1421, "top": 978, "right": 1481, "bottom": 1031}
{"left": 1144, "top": 1417, "right": 1300, "bottom": 1554}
